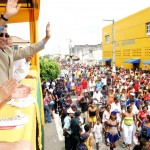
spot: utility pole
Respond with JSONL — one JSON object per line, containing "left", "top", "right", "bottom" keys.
{"left": 103, "top": 19, "right": 116, "bottom": 73}
{"left": 68, "top": 38, "right": 73, "bottom": 65}
{"left": 82, "top": 49, "right": 83, "bottom": 64}
{"left": 112, "top": 20, "right": 116, "bottom": 73}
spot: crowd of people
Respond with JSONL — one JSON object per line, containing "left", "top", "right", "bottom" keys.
{"left": 1, "top": 1, "right": 150, "bottom": 150}
{"left": 43, "top": 63, "right": 150, "bottom": 150}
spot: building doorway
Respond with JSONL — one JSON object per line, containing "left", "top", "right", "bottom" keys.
{"left": 133, "top": 63, "right": 139, "bottom": 71}
{"left": 106, "top": 61, "right": 111, "bottom": 66}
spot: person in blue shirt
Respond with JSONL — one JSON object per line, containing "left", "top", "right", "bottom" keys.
{"left": 140, "top": 115, "right": 150, "bottom": 141}
{"left": 63, "top": 108, "right": 75, "bottom": 150}
{"left": 95, "top": 78, "right": 103, "bottom": 92}
{"left": 66, "top": 78, "right": 71, "bottom": 92}
{"left": 126, "top": 93, "right": 140, "bottom": 108}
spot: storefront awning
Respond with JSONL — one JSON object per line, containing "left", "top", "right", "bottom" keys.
{"left": 99, "top": 58, "right": 111, "bottom": 63}
{"left": 124, "top": 59, "right": 140, "bottom": 63}
{"left": 142, "top": 60, "right": 150, "bottom": 65}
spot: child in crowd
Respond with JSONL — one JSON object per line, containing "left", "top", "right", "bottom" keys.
{"left": 93, "top": 119, "right": 102, "bottom": 150}
{"left": 77, "top": 133, "right": 89, "bottom": 150}
{"left": 43, "top": 94, "right": 51, "bottom": 123}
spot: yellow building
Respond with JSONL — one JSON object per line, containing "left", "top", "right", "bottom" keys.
{"left": 102, "top": 7, "right": 150, "bottom": 70}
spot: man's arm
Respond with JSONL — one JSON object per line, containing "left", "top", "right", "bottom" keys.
{"left": 13, "top": 22, "right": 51, "bottom": 61}
{"left": 0, "top": 0, "right": 21, "bottom": 27}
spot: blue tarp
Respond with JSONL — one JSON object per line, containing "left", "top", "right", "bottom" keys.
{"left": 142, "top": 60, "right": 150, "bottom": 65}
{"left": 124, "top": 59, "right": 140, "bottom": 63}
{"left": 99, "top": 58, "right": 111, "bottom": 63}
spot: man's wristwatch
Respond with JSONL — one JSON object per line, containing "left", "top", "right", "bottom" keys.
{"left": 1, "top": 14, "right": 8, "bottom": 21}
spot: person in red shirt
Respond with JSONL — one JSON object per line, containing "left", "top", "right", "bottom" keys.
{"left": 137, "top": 105, "right": 148, "bottom": 127}
{"left": 81, "top": 77, "right": 88, "bottom": 93}
{"left": 75, "top": 82, "right": 83, "bottom": 103}
{"left": 134, "top": 79, "right": 140, "bottom": 98}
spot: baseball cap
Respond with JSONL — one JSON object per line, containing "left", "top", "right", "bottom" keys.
{"left": 71, "top": 104, "right": 77, "bottom": 109}
{"left": 66, "top": 103, "right": 71, "bottom": 107}
{"left": 111, "top": 111, "right": 117, "bottom": 115}
{"left": 80, "top": 133, "right": 89, "bottom": 142}
{"left": 75, "top": 110, "right": 81, "bottom": 116}
{"left": 67, "top": 108, "right": 75, "bottom": 114}
{"left": 130, "top": 93, "right": 135, "bottom": 96}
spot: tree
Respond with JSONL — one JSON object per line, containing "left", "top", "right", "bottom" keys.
{"left": 40, "top": 57, "right": 60, "bottom": 82}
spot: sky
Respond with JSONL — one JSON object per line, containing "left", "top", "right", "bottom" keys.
{"left": 8, "top": 0, "right": 150, "bottom": 56}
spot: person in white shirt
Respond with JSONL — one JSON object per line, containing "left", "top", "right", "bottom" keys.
{"left": 13, "top": 55, "right": 35, "bottom": 82}
{"left": 120, "top": 83, "right": 128, "bottom": 92}
{"left": 120, "top": 88, "right": 127, "bottom": 109}
{"left": 111, "top": 97, "right": 121, "bottom": 123}
{"left": 46, "top": 81, "right": 50, "bottom": 89}
{"left": 93, "top": 90, "right": 103, "bottom": 103}
{"left": 63, "top": 108, "right": 74, "bottom": 150}
{"left": 101, "top": 75, "right": 107, "bottom": 86}
{"left": 102, "top": 104, "right": 111, "bottom": 146}
{"left": 93, "top": 119, "right": 102, "bottom": 150}
{"left": 102, "top": 104, "right": 111, "bottom": 123}
{"left": 7, "top": 37, "right": 35, "bottom": 83}
{"left": 89, "top": 78, "right": 95, "bottom": 97}
{"left": 129, "top": 100, "right": 139, "bottom": 145}
{"left": 48, "top": 85, "right": 54, "bottom": 94}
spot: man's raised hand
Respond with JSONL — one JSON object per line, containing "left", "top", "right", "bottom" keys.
{"left": 4, "top": 0, "right": 21, "bottom": 20}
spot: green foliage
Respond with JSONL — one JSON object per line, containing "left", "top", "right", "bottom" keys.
{"left": 40, "top": 57, "right": 60, "bottom": 82}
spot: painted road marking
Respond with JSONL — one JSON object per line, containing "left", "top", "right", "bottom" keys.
{"left": 72, "top": 98, "right": 77, "bottom": 101}
{"left": 54, "top": 113, "right": 64, "bottom": 141}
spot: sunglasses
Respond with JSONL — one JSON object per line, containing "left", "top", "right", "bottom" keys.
{"left": 0, "top": 33, "right": 10, "bottom": 38}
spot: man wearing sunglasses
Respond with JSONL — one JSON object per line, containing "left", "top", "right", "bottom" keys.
{"left": 0, "top": 0, "right": 51, "bottom": 85}
{"left": 0, "top": 0, "right": 50, "bottom": 150}
{"left": 0, "top": 32, "right": 9, "bottom": 38}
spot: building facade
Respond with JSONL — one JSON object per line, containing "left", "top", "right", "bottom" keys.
{"left": 11, "top": 36, "right": 30, "bottom": 50}
{"left": 72, "top": 44, "right": 102, "bottom": 64}
{"left": 102, "top": 7, "right": 150, "bottom": 70}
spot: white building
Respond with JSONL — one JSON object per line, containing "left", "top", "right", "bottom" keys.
{"left": 71, "top": 44, "right": 102, "bottom": 65}
{"left": 11, "top": 36, "right": 30, "bottom": 50}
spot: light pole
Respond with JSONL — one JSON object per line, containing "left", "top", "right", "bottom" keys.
{"left": 67, "top": 38, "right": 73, "bottom": 65}
{"left": 103, "top": 19, "right": 116, "bottom": 73}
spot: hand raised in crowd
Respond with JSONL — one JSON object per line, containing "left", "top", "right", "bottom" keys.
{"left": 4, "top": 0, "right": 21, "bottom": 19}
